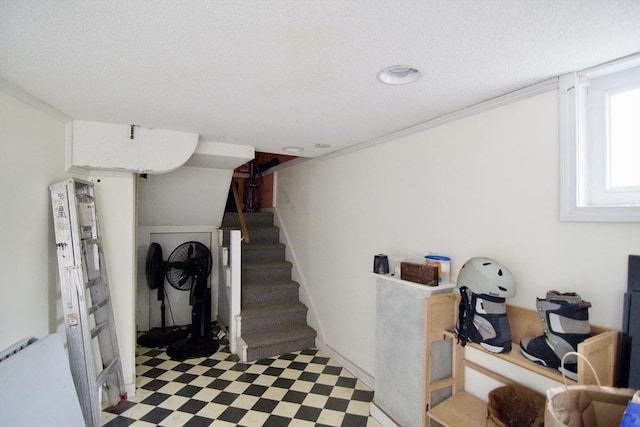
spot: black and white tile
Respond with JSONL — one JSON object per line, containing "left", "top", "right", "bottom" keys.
{"left": 102, "top": 340, "right": 381, "bottom": 426}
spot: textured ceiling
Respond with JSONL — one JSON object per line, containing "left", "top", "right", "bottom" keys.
{"left": 1, "top": 0, "right": 639, "bottom": 158}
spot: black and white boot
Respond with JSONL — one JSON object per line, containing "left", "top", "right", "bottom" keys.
{"left": 458, "top": 287, "right": 513, "bottom": 353}
{"left": 520, "top": 291, "right": 591, "bottom": 380}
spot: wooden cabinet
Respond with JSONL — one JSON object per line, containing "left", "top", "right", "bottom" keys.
{"left": 423, "top": 294, "right": 620, "bottom": 427}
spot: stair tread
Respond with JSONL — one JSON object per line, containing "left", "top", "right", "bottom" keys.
{"left": 242, "top": 325, "right": 317, "bottom": 348}
{"left": 220, "top": 225, "right": 278, "bottom": 230}
{"left": 224, "top": 212, "right": 273, "bottom": 217}
{"left": 241, "top": 260, "right": 292, "bottom": 270}
{"left": 241, "top": 281, "right": 300, "bottom": 309}
{"left": 221, "top": 212, "right": 274, "bottom": 223}
{"left": 241, "top": 301, "right": 307, "bottom": 318}
{"left": 242, "top": 241, "right": 285, "bottom": 247}
{"left": 242, "top": 247, "right": 285, "bottom": 254}
{"left": 242, "top": 280, "right": 299, "bottom": 290}
{"left": 219, "top": 224, "right": 278, "bottom": 229}
{"left": 241, "top": 243, "right": 286, "bottom": 251}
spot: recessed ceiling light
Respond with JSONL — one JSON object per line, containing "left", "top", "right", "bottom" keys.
{"left": 377, "top": 65, "right": 422, "bottom": 85}
{"left": 315, "top": 144, "right": 331, "bottom": 149}
{"left": 283, "top": 146, "right": 304, "bottom": 153}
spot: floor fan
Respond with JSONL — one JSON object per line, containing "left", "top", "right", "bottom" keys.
{"left": 136, "top": 243, "right": 189, "bottom": 348}
{"left": 164, "top": 241, "right": 219, "bottom": 360}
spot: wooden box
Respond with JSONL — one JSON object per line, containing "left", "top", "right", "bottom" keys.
{"left": 400, "top": 262, "right": 438, "bottom": 286}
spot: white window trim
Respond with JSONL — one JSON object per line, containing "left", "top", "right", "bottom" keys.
{"left": 559, "top": 55, "right": 640, "bottom": 223}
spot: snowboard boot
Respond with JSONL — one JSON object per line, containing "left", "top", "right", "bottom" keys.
{"left": 520, "top": 291, "right": 591, "bottom": 380}
{"left": 457, "top": 287, "right": 512, "bottom": 354}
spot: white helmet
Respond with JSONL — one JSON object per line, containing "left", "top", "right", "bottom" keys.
{"left": 457, "top": 257, "right": 516, "bottom": 298}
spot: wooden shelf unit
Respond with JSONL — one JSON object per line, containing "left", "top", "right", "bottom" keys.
{"left": 423, "top": 294, "right": 620, "bottom": 427}
{"left": 427, "top": 391, "right": 499, "bottom": 427}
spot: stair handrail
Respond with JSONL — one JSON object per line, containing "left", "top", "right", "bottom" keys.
{"left": 231, "top": 184, "right": 250, "bottom": 243}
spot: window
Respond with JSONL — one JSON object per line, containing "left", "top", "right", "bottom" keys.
{"left": 560, "top": 54, "right": 640, "bottom": 222}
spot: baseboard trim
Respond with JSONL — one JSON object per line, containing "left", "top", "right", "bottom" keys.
{"left": 265, "top": 208, "right": 377, "bottom": 392}
{"left": 316, "top": 341, "right": 375, "bottom": 390}
{"left": 266, "top": 207, "right": 326, "bottom": 344}
{"left": 370, "top": 402, "right": 400, "bottom": 427}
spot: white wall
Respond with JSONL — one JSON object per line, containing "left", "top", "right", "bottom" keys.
{"left": 0, "top": 89, "right": 138, "bottom": 395}
{"left": 276, "top": 90, "right": 640, "bottom": 378}
{"left": 0, "top": 89, "right": 69, "bottom": 350}
{"left": 137, "top": 167, "right": 232, "bottom": 227}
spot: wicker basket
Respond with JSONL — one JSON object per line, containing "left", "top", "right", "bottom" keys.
{"left": 488, "top": 384, "right": 545, "bottom": 427}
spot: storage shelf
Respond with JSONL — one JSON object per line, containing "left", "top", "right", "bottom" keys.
{"left": 425, "top": 296, "right": 619, "bottom": 427}
{"left": 442, "top": 330, "right": 577, "bottom": 385}
{"left": 427, "top": 391, "right": 497, "bottom": 427}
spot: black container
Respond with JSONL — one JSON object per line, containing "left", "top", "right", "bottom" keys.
{"left": 621, "top": 254, "right": 640, "bottom": 388}
{"left": 373, "top": 254, "right": 389, "bottom": 274}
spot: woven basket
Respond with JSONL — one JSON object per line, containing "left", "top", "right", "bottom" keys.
{"left": 488, "top": 384, "right": 545, "bottom": 427}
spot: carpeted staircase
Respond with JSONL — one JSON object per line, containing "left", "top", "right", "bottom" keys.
{"left": 221, "top": 211, "right": 317, "bottom": 361}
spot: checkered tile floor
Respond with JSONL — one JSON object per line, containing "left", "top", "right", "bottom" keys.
{"left": 102, "top": 339, "right": 381, "bottom": 426}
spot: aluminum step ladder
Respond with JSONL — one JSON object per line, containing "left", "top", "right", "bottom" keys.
{"left": 50, "top": 178, "right": 127, "bottom": 427}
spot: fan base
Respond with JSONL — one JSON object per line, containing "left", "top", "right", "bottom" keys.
{"left": 166, "top": 336, "right": 220, "bottom": 360}
{"left": 137, "top": 327, "right": 189, "bottom": 348}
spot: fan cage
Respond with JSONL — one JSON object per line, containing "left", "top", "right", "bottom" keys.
{"left": 165, "top": 241, "right": 212, "bottom": 291}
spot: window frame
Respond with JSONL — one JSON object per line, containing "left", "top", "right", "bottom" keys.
{"left": 559, "top": 54, "right": 640, "bottom": 223}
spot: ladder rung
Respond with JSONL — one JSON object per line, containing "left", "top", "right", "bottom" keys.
{"left": 95, "top": 357, "right": 119, "bottom": 388}
{"left": 91, "top": 321, "right": 108, "bottom": 339}
{"left": 76, "top": 193, "right": 95, "bottom": 201}
{"left": 85, "top": 278, "right": 101, "bottom": 288}
{"left": 87, "top": 297, "right": 109, "bottom": 315}
{"left": 82, "top": 238, "right": 100, "bottom": 245}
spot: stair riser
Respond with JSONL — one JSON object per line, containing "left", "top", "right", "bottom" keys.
{"left": 246, "top": 335, "right": 317, "bottom": 362}
{"left": 222, "top": 212, "right": 274, "bottom": 228}
{"left": 242, "top": 247, "right": 286, "bottom": 263}
{"left": 242, "top": 265, "right": 292, "bottom": 283}
{"left": 221, "top": 227, "right": 280, "bottom": 245}
{"left": 242, "top": 287, "right": 299, "bottom": 309}
{"left": 242, "top": 309, "right": 308, "bottom": 335}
